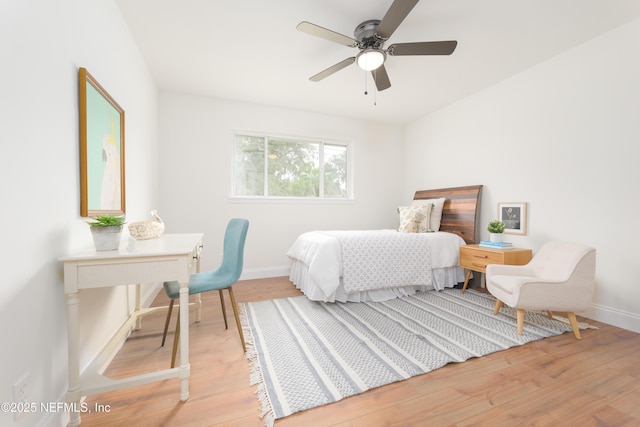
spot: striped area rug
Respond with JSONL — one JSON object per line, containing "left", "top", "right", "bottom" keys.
{"left": 240, "top": 289, "right": 581, "bottom": 426}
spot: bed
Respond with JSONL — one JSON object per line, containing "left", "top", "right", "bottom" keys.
{"left": 287, "top": 185, "right": 483, "bottom": 302}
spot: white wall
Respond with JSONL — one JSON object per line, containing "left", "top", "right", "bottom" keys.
{"left": 404, "top": 18, "right": 640, "bottom": 332}
{"left": 0, "top": 1, "right": 159, "bottom": 425}
{"left": 158, "top": 92, "right": 404, "bottom": 276}
{"left": 2, "top": 2, "right": 637, "bottom": 425}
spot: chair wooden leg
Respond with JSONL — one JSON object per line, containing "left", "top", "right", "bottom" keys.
{"left": 170, "top": 310, "right": 180, "bottom": 368}
{"left": 195, "top": 293, "right": 202, "bottom": 323}
{"left": 567, "top": 312, "right": 582, "bottom": 339}
{"left": 228, "top": 287, "right": 246, "bottom": 353}
{"left": 219, "top": 289, "right": 228, "bottom": 330}
{"left": 517, "top": 308, "right": 525, "bottom": 335}
{"left": 493, "top": 300, "right": 504, "bottom": 315}
{"left": 161, "top": 299, "right": 175, "bottom": 347}
{"left": 547, "top": 311, "right": 554, "bottom": 319}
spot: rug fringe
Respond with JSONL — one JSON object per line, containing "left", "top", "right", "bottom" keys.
{"left": 239, "top": 303, "right": 276, "bottom": 427}
{"left": 551, "top": 314, "right": 599, "bottom": 330}
{"left": 467, "top": 290, "right": 599, "bottom": 331}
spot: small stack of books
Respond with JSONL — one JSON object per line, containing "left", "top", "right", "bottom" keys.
{"left": 479, "top": 240, "right": 513, "bottom": 249}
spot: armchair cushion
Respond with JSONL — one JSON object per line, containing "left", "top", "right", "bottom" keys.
{"left": 486, "top": 264, "right": 535, "bottom": 278}
{"left": 487, "top": 241, "right": 596, "bottom": 312}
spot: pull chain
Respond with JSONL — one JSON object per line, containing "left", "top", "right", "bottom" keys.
{"left": 364, "top": 70, "right": 368, "bottom": 96}
{"left": 373, "top": 72, "right": 377, "bottom": 106}
{"left": 364, "top": 70, "right": 378, "bottom": 106}
{"left": 371, "top": 70, "right": 377, "bottom": 106}
{"left": 364, "top": 70, "right": 377, "bottom": 106}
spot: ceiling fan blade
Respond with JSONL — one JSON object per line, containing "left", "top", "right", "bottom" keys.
{"left": 309, "top": 57, "right": 356, "bottom": 82}
{"left": 371, "top": 65, "right": 391, "bottom": 91}
{"left": 376, "top": 0, "right": 420, "bottom": 39}
{"left": 388, "top": 40, "right": 458, "bottom": 56}
{"left": 297, "top": 21, "right": 358, "bottom": 47}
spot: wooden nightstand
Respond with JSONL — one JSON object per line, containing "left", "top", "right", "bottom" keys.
{"left": 459, "top": 244, "right": 533, "bottom": 293}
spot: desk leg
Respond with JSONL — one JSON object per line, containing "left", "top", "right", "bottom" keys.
{"left": 195, "top": 253, "right": 202, "bottom": 322}
{"left": 66, "top": 292, "right": 82, "bottom": 427}
{"left": 135, "top": 284, "right": 142, "bottom": 330}
{"left": 179, "top": 282, "right": 190, "bottom": 401}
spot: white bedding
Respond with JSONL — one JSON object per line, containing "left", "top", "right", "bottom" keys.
{"left": 287, "top": 230, "right": 467, "bottom": 302}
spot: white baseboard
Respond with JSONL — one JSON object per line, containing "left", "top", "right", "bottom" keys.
{"left": 239, "top": 266, "right": 290, "bottom": 281}
{"left": 141, "top": 283, "right": 163, "bottom": 306}
{"left": 580, "top": 303, "right": 640, "bottom": 334}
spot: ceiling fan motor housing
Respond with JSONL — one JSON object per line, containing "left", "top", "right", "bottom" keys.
{"left": 354, "top": 19, "right": 386, "bottom": 49}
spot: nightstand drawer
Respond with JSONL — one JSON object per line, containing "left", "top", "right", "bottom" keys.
{"left": 460, "top": 245, "right": 533, "bottom": 272}
{"left": 460, "top": 248, "right": 502, "bottom": 272}
{"left": 459, "top": 244, "right": 532, "bottom": 293}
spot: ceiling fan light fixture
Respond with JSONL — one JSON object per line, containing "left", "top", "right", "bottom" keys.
{"left": 356, "top": 49, "right": 386, "bottom": 71}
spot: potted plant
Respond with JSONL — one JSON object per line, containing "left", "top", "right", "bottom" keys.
{"left": 88, "top": 215, "right": 126, "bottom": 251}
{"left": 487, "top": 219, "right": 505, "bottom": 242}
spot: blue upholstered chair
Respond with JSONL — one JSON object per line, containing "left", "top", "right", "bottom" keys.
{"left": 161, "top": 218, "right": 249, "bottom": 367}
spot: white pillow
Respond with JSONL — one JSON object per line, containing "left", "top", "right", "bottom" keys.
{"left": 398, "top": 204, "right": 433, "bottom": 233}
{"left": 412, "top": 197, "right": 446, "bottom": 231}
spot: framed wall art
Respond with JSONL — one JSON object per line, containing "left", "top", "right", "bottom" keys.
{"left": 498, "top": 202, "right": 527, "bottom": 235}
{"left": 79, "top": 67, "right": 125, "bottom": 217}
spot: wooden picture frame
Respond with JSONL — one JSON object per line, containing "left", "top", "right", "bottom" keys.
{"left": 498, "top": 202, "right": 527, "bottom": 235}
{"left": 79, "top": 67, "right": 125, "bottom": 217}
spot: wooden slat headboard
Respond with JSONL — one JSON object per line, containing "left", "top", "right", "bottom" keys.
{"left": 414, "top": 185, "right": 483, "bottom": 244}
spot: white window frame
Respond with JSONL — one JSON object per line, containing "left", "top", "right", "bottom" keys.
{"left": 230, "top": 132, "right": 354, "bottom": 203}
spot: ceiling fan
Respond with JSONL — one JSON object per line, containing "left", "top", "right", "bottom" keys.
{"left": 296, "top": 0, "right": 457, "bottom": 91}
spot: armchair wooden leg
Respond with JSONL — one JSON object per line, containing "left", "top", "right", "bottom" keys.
{"left": 219, "top": 289, "right": 228, "bottom": 330}
{"left": 517, "top": 309, "right": 525, "bottom": 335}
{"left": 228, "top": 287, "right": 246, "bottom": 353}
{"left": 493, "top": 300, "right": 504, "bottom": 315}
{"left": 161, "top": 299, "right": 175, "bottom": 347}
{"left": 567, "top": 312, "right": 582, "bottom": 339}
{"left": 170, "top": 310, "right": 180, "bottom": 368}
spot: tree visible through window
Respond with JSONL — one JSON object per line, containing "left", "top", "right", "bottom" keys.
{"left": 233, "top": 134, "right": 349, "bottom": 199}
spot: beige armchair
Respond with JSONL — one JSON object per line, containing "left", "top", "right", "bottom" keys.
{"left": 486, "top": 241, "right": 596, "bottom": 339}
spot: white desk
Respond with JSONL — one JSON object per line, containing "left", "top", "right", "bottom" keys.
{"left": 59, "top": 233, "right": 204, "bottom": 426}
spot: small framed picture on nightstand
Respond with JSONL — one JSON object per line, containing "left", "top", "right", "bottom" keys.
{"left": 498, "top": 202, "right": 527, "bottom": 235}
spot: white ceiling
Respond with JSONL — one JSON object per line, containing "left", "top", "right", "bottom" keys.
{"left": 116, "top": 0, "right": 640, "bottom": 125}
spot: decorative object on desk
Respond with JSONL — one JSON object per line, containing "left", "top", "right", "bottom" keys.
{"left": 128, "top": 209, "right": 165, "bottom": 240}
{"left": 487, "top": 219, "right": 505, "bottom": 242}
{"left": 241, "top": 289, "right": 590, "bottom": 425}
{"left": 498, "top": 202, "right": 527, "bottom": 235}
{"left": 479, "top": 240, "right": 513, "bottom": 249}
{"left": 87, "top": 214, "right": 125, "bottom": 251}
{"left": 79, "top": 67, "right": 126, "bottom": 217}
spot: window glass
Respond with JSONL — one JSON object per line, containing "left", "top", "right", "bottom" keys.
{"left": 323, "top": 144, "right": 347, "bottom": 198}
{"left": 233, "top": 134, "right": 350, "bottom": 199}
{"left": 233, "top": 135, "right": 264, "bottom": 196}
{"left": 267, "top": 138, "right": 319, "bottom": 197}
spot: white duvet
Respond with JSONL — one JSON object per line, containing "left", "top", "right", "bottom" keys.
{"left": 287, "top": 230, "right": 466, "bottom": 299}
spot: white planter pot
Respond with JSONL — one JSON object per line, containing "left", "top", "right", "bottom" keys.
{"left": 91, "top": 226, "right": 123, "bottom": 251}
{"left": 489, "top": 232, "right": 503, "bottom": 243}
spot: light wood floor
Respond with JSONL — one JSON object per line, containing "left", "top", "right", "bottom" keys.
{"left": 81, "top": 277, "right": 640, "bottom": 426}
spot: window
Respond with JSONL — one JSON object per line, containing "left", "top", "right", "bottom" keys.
{"left": 233, "top": 133, "right": 350, "bottom": 199}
